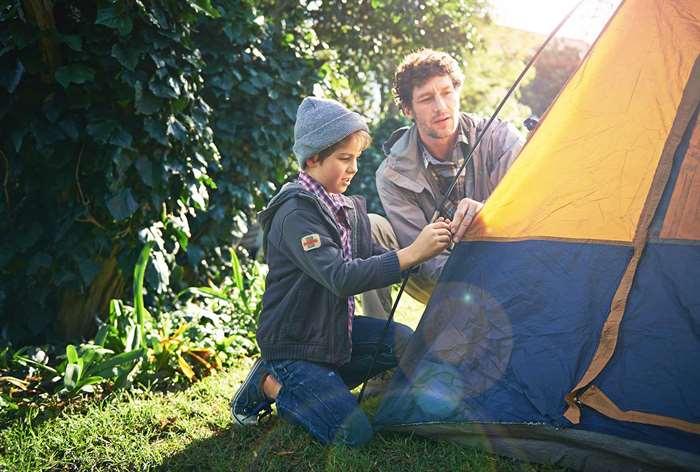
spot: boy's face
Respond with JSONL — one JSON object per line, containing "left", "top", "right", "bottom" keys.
{"left": 305, "top": 134, "right": 364, "bottom": 194}
{"left": 404, "top": 74, "right": 461, "bottom": 141}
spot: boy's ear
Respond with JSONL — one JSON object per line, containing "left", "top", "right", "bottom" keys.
{"left": 305, "top": 155, "right": 321, "bottom": 169}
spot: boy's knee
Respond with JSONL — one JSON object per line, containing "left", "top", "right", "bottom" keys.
{"left": 333, "top": 409, "right": 373, "bottom": 447}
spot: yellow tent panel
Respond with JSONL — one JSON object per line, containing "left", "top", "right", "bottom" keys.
{"left": 469, "top": 0, "right": 700, "bottom": 243}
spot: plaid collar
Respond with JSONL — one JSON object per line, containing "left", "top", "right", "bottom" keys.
{"left": 421, "top": 120, "right": 470, "bottom": 168}
{"left": 297, "top": 171, "right": 350, "bottom": 214}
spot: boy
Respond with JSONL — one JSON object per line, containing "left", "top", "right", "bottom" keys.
{"left": 231, "top": 97, "right": 452, "bottom": 446}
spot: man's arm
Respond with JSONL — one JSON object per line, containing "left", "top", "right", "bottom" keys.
{"left": 481, "top": 118, "right": 525, "bottom": 188}
{"left": 450, "top": 119, "right": 525, "bottom": 241}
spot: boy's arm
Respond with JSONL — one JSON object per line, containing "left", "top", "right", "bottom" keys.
{"left": 377, "top": 177, "right": 449, "bottom": 283}
{"left": 371, "top": 241, "right": 388, "bottom": 257}
{"left": 279, "top": 207, "right": 402, "bottom": 298}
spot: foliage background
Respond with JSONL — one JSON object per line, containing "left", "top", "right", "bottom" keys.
{"left": 0, "top": 0, "right": 583, "bottom": 355}
{"left": 0, "top": 0, "right": 320, "bottom": 345}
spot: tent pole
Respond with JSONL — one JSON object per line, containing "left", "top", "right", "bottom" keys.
{"left": 357, "top": 0, "right": 586, "bottom": 404}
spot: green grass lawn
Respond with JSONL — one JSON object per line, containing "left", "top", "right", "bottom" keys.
{"left": 0, "top": 292, "right": 565, "bottom": 471}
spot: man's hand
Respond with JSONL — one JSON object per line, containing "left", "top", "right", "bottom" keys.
{"left": 450, "top": 197, "right": 484, "bottom": 242}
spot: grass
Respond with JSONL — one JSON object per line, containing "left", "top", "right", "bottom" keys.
{"left": 0, "top": 292, "right": 565, "bottom": 471}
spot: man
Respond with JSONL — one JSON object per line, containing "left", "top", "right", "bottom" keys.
{"left": 362, "top": 49, "right": 525, "bottom": 318}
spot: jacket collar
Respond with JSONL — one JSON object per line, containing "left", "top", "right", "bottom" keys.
{"left": 381, "top": 113, "right": 475, "bottom": 194}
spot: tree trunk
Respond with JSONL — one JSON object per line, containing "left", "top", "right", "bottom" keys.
{"left": 57, "top": 251, "right": 125, "bottom": 339}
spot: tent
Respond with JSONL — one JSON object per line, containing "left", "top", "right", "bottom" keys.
{"left": 373, "top": 0, "right": 700, "bottom": 469}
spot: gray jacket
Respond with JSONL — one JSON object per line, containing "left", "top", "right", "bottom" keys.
{"left": 256, "top": 182, "right": 401, "bottom": 366}
{"left": 376, "top": 113, "right": 524, "bottom": 286}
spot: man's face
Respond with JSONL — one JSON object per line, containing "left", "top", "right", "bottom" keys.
{"left": 405, "top": 74, "right": 461, "bottom": 141}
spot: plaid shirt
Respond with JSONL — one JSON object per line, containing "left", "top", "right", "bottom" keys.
{"left": 420, "top": 121, "right": 475, "bottom": 218}
{"left": 298, "top": 171, "right": 355, "bottom": 339}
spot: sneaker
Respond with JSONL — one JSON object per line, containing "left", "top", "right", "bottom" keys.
{"left": 231, "top": 358, "right": 273, "bottom": 425}
{"left": 359, "top": 369, "right": 394, "bottom": 400}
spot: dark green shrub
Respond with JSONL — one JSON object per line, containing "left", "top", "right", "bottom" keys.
{"left": 0, "top": 1, "right": 320, "bottom": 344}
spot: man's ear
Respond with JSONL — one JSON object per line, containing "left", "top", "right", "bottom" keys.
{"left": 402, "top": 104, "right": 414, "bottom": 120}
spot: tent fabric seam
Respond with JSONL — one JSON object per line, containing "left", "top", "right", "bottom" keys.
{"left": 563, "top": 54, "right": 700, "bottom": 427}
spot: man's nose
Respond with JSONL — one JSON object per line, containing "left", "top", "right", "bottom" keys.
{"left": 434, "top": 94, "right": 447, "bottom": 111}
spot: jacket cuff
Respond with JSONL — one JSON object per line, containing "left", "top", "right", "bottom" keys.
{"left": 379, "top": 250, "right": 402, "bottom": 285}
{"left": 401, "top": 264, "right": 420, "bottom": 278}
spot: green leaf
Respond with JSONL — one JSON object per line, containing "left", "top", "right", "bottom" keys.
{"left": 9, "top": 128, "right": 26, "bottom": 153}
{"left": 186, "top": 0, "right": 221, "bottom": 18}
{"left": 180, "top": 286, "right": 229, "bottom": 301}
{"left": 133, "top": 242, "right": 154, "bottom": 349}
{"left": 86, "top": 121, "right": 132, "bottom": 148}
{"left": 55, "top": 64, "right": 95, "bottom": 88}
{"left": 124, "top": 325, "right": 137, "bottom": 353}
{"left": 135, "top": 81, "right": 162, "bottom": 115}
{"left": 149, "top": 76, "right": 181, "bottom": 99}
{"left": 189, "top": 182, "right": 208, "bottom": 209}
{"left": 91, "top": 348, "right": 144, "bottom": 378}
{"left": 135, "top": 157, "right": 153, "bottom": 187}
{"left": 63, "top": 362, "right": 81, "bottom": 389}
{"left": 31, "top": 120, "right": 64, "bottom": 147}
{"left": 144, "top": 118, "right": 168, "bottom": 146}
{"left": 95, "top": 6, "right": 133, "bottom": 36}
{"left": 112, "top": 43, "right": 139, "bottom": 71}
{"left": 94, "top": 324, "right": 109, "bottom": 346}
{"left": 58, "top": 117, "right": 80, "bottom": 141}
{"left": 78, "top": 258, "right": 101, "bottom": 286}
{"left": 66, "top": 344, "right": 79, "bottom": 364}
{"left": 0, "top": 58, "right": 23, "bottom": 93}
{"left": 106, "top": 188, "right": 139, "bottom": 221}
{"left": 148, "top": 249, "right": 170, "bottom": 294}
{"left": 77, "top": 376, "right": 106, "bottom": 392}
{"left": 109, "top": 127, "right": 132, "bottom": 148}
{"left": 167, "top": 117, "right": 187, "bottom": 141}
{"left": 60, "top": 34, "right": 82, "bottom": 52}
{"left": 231, "top": 249, "right": 244, "bottom": 293}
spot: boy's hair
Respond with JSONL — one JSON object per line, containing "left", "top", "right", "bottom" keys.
{"left": 393, "top": 49, "right": 464, "bottom": 112}
{"left": 306, "top": 130, "right": 372, "bottom": 167}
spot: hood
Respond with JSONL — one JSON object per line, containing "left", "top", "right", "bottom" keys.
{"left": 257, "top": 182, "right": 313, "bottom": 255}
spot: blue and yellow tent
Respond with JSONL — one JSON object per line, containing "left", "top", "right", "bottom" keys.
{"left": 374, "top": 1, "right": 700, "bottom": 469}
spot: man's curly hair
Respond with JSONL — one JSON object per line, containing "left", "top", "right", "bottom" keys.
{"left": 393, "top": 49, "right": 464, "bottom": 111}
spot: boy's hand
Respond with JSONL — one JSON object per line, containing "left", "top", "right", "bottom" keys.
{"left": 397, "top": 220, "right": 452, "bottom": 270}
{"left": 450, "top": 198, "right": 484, "bottom": 243}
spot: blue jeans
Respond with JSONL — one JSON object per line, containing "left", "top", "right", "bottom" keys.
{"left": 265, "top": 316, "right": 413, "bottom": 447}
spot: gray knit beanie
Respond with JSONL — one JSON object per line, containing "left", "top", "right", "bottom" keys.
{"left": 293, "top": 97, "right": 369, "bottom": 168}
